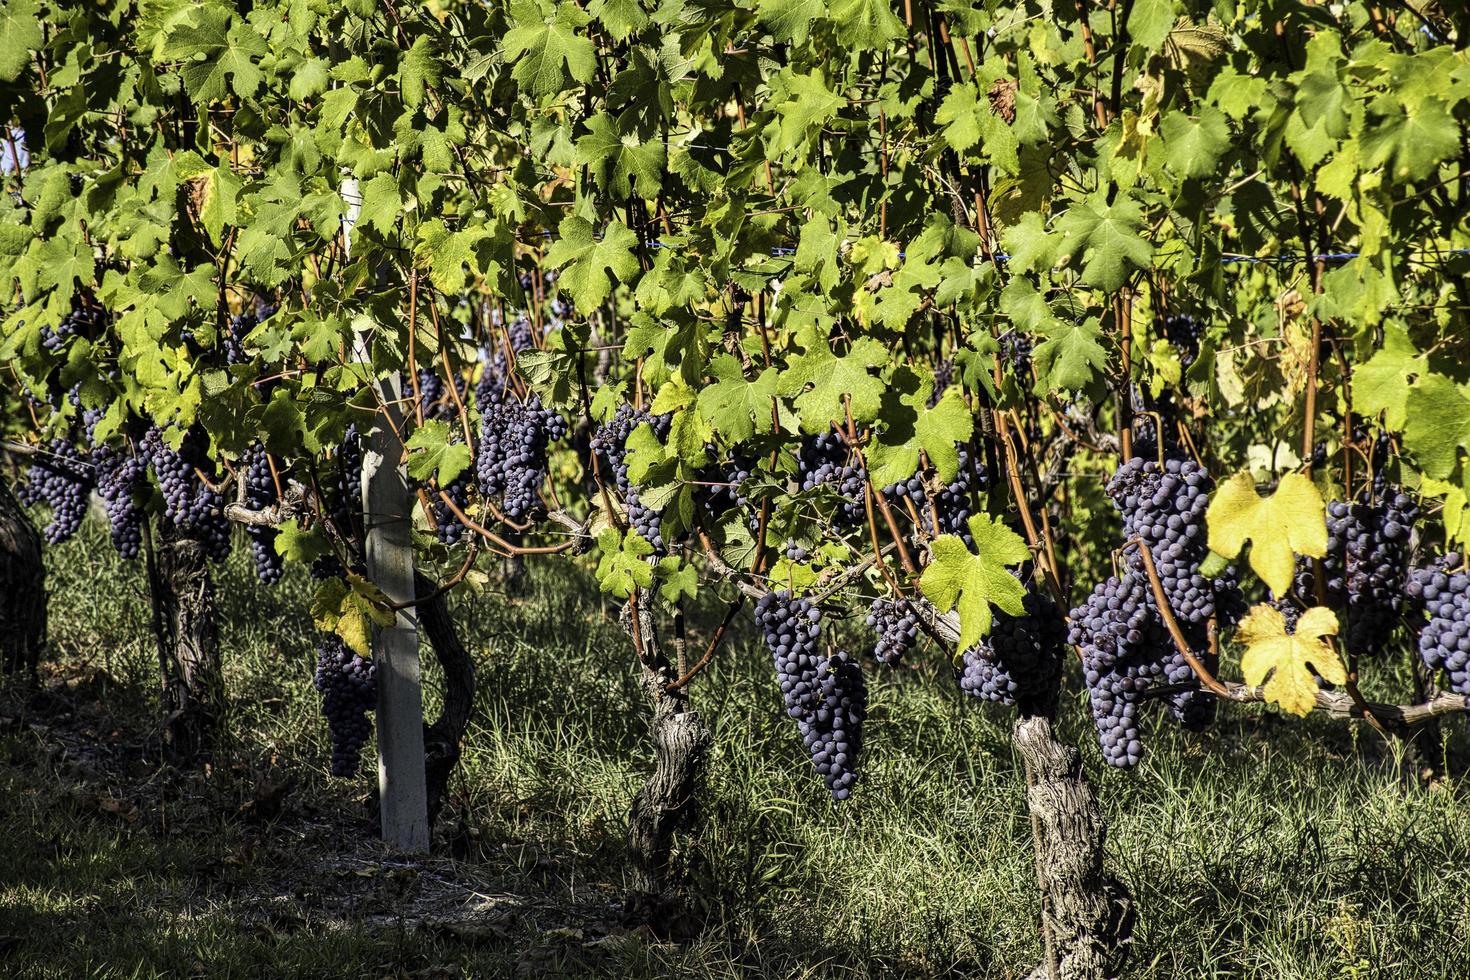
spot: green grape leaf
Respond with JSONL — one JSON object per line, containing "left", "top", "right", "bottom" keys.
{"left": 160, "top": 6, "right": 267, "bottom": 102}
{"left": 656, "top": 556, "right": 699, "bottom": 604}
{"left": 588, "top": 0, "right": 648, "bottom": 40}
{"left": 1354, "top": 324, "right": 1423, "bottom": 431}
{"left": 1160, "top": 107, "right": 1229, "bottom": 179}
{"left": 273, "top": 519, "right": 330, "bottom": 564}
{"left": 0, "top": 0, "right": 41, "bottom": 80}
{"left": 405, "top": 419, "right": 472, "bottom": 486}
{"left": 596, "top": 528, "right": 655, "bottom": 597}
{"left": 697, "top": 355, "right": 778, "bottom": 443}
{"left": 1403, "top": 372, "right": 1470, "bottom": 480}
{"left": 778, "top": 337, "right": 889, "bottom": 433}
{"left": 1031, "top": 318, "right": 1108, "bottom": 393}
{"left": 1055, "top": 196, "right": 1153, "bottom": 291}
{"left": 919, "top": 514, "right": 1031, "bottom": 652}
{"left": 504, "top": 1, "right": 597, "bottom": 97}
{"left": 544, "top": 216, "right": 640, "bottom": 311}
{"left": 758, "top": 0, "right": 825, "bottom": 45}
{"left": 575, "top": 112, "right": 666, "bottom": 198}
{"left": 866, "top": 380, "right": 974, "bottom": 487}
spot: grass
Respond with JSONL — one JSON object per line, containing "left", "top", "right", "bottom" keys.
{"left": 2, "top": 514, "right": 1470, "bottom": 978}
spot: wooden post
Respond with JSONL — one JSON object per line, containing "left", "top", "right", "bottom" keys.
{"left": 342, "top": 175, "right": 430, "bottom": 853}
{"left": 362, "top": 390, "right": 430, "bottom": 853}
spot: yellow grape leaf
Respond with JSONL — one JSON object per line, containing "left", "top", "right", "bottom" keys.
{"left": 1236, "top": 604, "right": 1344, "bottom": 716}
{"left": 1206, "top": 471, "right": 1326, "bottom": 594}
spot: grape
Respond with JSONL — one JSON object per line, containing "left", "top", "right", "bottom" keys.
{"left": 313, "top": 633, "right": 377, "bottom": 777}
{"left": 1407, "top": 555, "right": 1470, "bottom": 706}
{"left": 797, "top": 432, "right": 866, "bottom": 526}
{"left": 928, "top": 358, "right": 954, "bottom": 408}
{"left": 92, "top": 444, "right": 146, "bottom": 559}
{"left": 328, "top": 424, "right": 363, "bottom": 540}
{"left": 696, "top": 452, "right": 754, "bottom": 522}
{"left": 1107, "top": 455, "right": 1236, "bottom": 628}
{"left": 865, "top": 597, "right": 919, "bottom": 666}
{"left": 20, "top": 440, "right": 93, "bottom": 544}
{"left": 1159, "top": 313, "right": 1204, "bottom": 370}
{"left": 432, "top": 474, "right": 471, "bottom": 545}
{"left": 958, "top": 587, "right": 1065, "bottom": 713}
{"left": 243, "top": 444, "right": 283, "bottom": 584}
{"left": 782, "top": 539, "right": 808, "bottom": 562}
{"left": 590, "top": 405, "right": 673, "bottom": 548}
{"left": 755, "top": 590, "right": 865, "bottom": 800}
{"left": 140, "top": 425, "right": 231, "bottom": 561}
{"left": 1302, "top": 488, "right": 1418, "bottom": 656}
{"left": 40, "top": 303, "right": 105, "bottom": 353}
{"left": 475, "top": 394, "right": 567, "bottom": 521}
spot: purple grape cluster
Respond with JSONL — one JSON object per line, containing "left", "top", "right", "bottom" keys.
{"left": 755, "top": 590, "right": 865, "bottom": 801}
{"left": 928, "top": 358, "right": 954, "bottom": 407}
{"left": 958, "top": 587, "right": 1065, "bottom": 713}
{"left": 1407, "top": 556, "right": 1470, "bottom": 706}
{"left": 1107, "top": 456, "right": 1226, "bottom": 627}
{"left": 475, "top": 394, "right": 567, "bottom": 520}
{"left": 590, "top": 405, "right": 674, "bottom": 547}
{"left": 432, "top": 474, "right": 471, "bottom": 545}
{"left": 1159, "top": 314, "right": 1204, "bottom": 370}
{"left": 884, "top": 449, "right": 988, "bottom": 545}
{"left": 328, "top": 424, "right": 363, "bottom": 540}
{"left": 865, "top": 597, "right": 919, "bottom": 666}
{"left": 1066, "top": 455, "right": 1235, "bottom": 767}
{"left": 1302, "top": 488, "right": 1418, "bottom": 656}
{"left": 313, "top": 633, "right": 377, "bottom": 777}
{"left": 20, "top": 440, "right": 94, "bottom": 544}
{"left": 242, "top": 444, "right": 283, "bottom": 584}
{"left": 40, "top": 304, "right": 105, "bottom": 353}
{"left": 92, "top": 444, "right": 146, "bottom": 559}
{"left": 140, "top": 426, "right": 231, "bottom": 561}
{"left": 798, "top": 432, "right": 866, "bottom": 525}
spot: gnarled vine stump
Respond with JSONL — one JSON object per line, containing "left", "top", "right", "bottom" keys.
{"left": 622, "top": 594, "right": 711, "bottom": 933}
{"left": 1015, "top": 713, "right": 1134, "bottom": 980}
{"left": 0, "top": 474, "right": 45, "bottom": 677}
{"left": 147, "top": 521, "right": 222, "bottom": 764}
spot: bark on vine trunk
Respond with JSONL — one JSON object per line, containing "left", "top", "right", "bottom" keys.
{"left": 0, "top": 474, "right": 45, "bottom": 677}
{"left": 1015, "top": 712, "right": 1134, "bottom": 980}
{"left": 622, "top": 595, "right": 711, "bottom": 933}
{"left": 147, "top": 521, "right": 222, "bottom": 763}
{"left": 414, "top": 572, "right": 476, "bottom": 826}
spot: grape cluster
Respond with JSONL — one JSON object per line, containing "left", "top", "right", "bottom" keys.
{"left": 432, "top": 474, "right": 471, "bottom": 545}
{"left": 1304, "top": 489, "right": 1418, "bottom": 656}
{"left": 755, "top": 590, "right": 866, "bottom": 800}
{"left": 20, "top": 440, "right": 94, "bottom": 544}
{"left": 798, "top": 432, "right": 867, "bottom": 525}
{"left": 40, "top": 304, "right": 105, "bottom": 353}
{"left": 328, "top": 424, "right": 363, "bottom": 539}
{"left": 928, "top": 358, "right": 954, "bottom": 407}
{"left": 476, "top": 394, "right": 568, "bottom": 520}
{"left": 243, "top": 444, "right": 283, "bottom": 584}
{"left": 865, "top": 598, "right": 919, "bottom": 666}
{"left": 696, "top": 453, "right": 754, "bottom": 523}
{"left": 884, "top": 449, "right": 988, "bottom": 545}
{"left": 958, "top": 587, "right": 1066, "bottom": 713}
{"left": 313, "top": 634, "right": 377, "bottom": 777}
{"left": 1159, "top": 314, "right": 1204, "bottom": 370}
{"left": 1066, "top": 454, "right": 1234, "bottom": 767}
{"left": 92, "top": 444, "right": 146, "bottom": 559}
{"left": 591, "top": 405, "right": 674, "bottom": 547}
{"left": 140, "top": 426, "right": 231, "bottom": 561}
{"left": 782, "top": 539, "right": 808, "bottom": 562}
{"left": 1407, "top": 556, "right": 1470, "bottom": 705}
{"left": 475, "top": 315, "right": 537, "bottom": 410}
{"left": 1107, "top": 456, "right": 1225, "bottom": 627}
